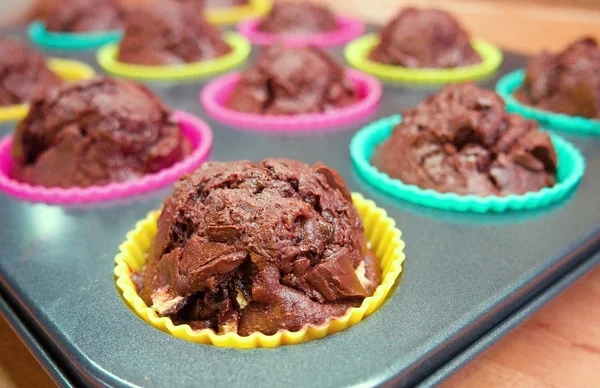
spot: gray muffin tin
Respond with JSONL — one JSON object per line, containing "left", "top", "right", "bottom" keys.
{"left": 0, "top": 25, "right": 599, "bottom": 388}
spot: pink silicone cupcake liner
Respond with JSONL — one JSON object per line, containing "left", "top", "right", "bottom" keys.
{"left": 0, "top": 111, "right": 213, "bottom": 204}
{"left": 236, "top": 16, "right": 365, "bottom": 47}
{"left": 200, "top": 69, "right": 382, "bottom": 131}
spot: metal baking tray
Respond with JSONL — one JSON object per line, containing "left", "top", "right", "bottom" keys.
{"left": 0, "top": 26, "right": 599, "bottom": 387}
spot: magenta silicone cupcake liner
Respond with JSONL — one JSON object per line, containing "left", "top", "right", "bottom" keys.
{"left": 0, "top": 111, "right": 213, "bottom": 204}
{"left": 236, "top": 16, "right": 365, "bottom": 47}
{"left": 200, "top": 69, "right": 382, "bottom": 131}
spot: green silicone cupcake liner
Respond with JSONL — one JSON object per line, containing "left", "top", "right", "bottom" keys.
{"left": 206, "top": 0, "right": 271, "bottom": 25}
{"left": 344, "top": 33, "right": 503, "bottom": 84}
{"left": 496, "top": 70, "right": 600, "bottom": 135}
{"left": 28, "top": 21, "right": 122, "bottom": 50}
{"left": 349, "top": 115, "right": 586, "bottom": 213}
{"left": 97, "top": 32, "right": 251, "bottom": 81}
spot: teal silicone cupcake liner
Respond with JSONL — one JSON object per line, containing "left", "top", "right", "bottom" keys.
{"left": 28, "top": 21, "right": 123, "bottom": 50}
{"left": 350, "top": 115, "right": 586, "bottom": 213}
{"left": 496, "top": 70, "right": 600, "bottom": 135}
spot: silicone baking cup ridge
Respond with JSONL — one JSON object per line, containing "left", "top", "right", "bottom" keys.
{"left": 344, "top": 33, "right": 503, "bottom": 84}
{"left": 206, "top": 0, "right": 271, "bottom": 25}
{"left": 114, "top": 193, "right": 406, "bottom": 348}
{"left": 200, "top": 69, "right": 382, "bottom": 131}
{"left": 350, "top": 115, "right": 586, "bottom": 213}
{"left": 28, "top": 21, "right": 123, "bottom": 50}
{"left": 97, "top": 32, "right": 251, "bottom": 81}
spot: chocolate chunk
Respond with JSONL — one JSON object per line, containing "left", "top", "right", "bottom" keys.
{"left": 12, "top": 77, "right": 187, "bottom": 188}
{"left": 304, "top": 249, "right": 367, "bottom": 301}
{"left": 151, "top": 286, "right": 187, "bottom": 315}
{"left": 315, "top": 163, "right": 353, "bottom": 202}
{"left": 516, "top": 37, "right": 600, "bottom": 119}
{"left": 372, "top": 83, "right": 557, "bottom": 196}
{"left": 369, "top": 7, "right": 481, "bottom": 68}
{"left": 117, "top": 0, "right": 231, "bottom": 66}
{"left": 226, "top": 45, "right": 358, "bottom": 115}
{"left": 257, "top": 2, "right": 338, "bottom": 35}
{"left": 205, "top": 225, "right": 245, "bottom": 243}
{"left": 0, "top": 39, "right": 62, "bottom": 107}
{"left": 139, "top": 159, "right": 381, "bottom": 335}
{"left": 511, "top": 149, "right": 545, "bottom": 172}
{"left": 178, "top": 238, "right": 247, "bottom": 294}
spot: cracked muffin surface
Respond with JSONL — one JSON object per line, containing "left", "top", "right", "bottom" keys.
{"left": 139, "top": 159, "right": 381, "bottom": 335}
{"left": 117, "top": 0, "right": 231, "bottom": 66}
{"left": 226, "top": 45, "right": 357, "bottom": 115}
{"left": 372, "top": 83, "right": 557, "bottom": 196}
{"left": 0, "top": 39, "right": 62, "bottom": 107}
{"left": 369, "top": 7, "right": 481, "bottom": 68}
{"left": 12, "top": 77, "right": 187, "bottom": 188}
{"left": 515, "top": 37, "right": 600, "bottom": 119}
{"left": 257, "top": 2, "right": 338, "bottom": 35}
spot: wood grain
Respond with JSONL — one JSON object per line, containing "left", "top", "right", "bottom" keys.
{"left": 442, "top": 265, "right": 600, "bottom": 388}
{"left": 0, "top": 317, "right": 55, "bottom": 388}
{"left": 314, "top": 0, "right": 600, "bottom": 54}
{"left": 480, "top": 0, "right": 600, "bottom": 12}
{"left": 2, "top": 1, "right": 600, "bottom": 387}
{"left": 3, "top": 266, "right": 600, "bottom": 388}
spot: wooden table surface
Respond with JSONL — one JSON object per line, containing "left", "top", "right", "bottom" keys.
{"left": 2, "top": 1, "right": 600, "bottom": 387}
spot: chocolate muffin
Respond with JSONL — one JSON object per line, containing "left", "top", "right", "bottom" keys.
{"left": 257, "top": 2, "right": 338, "bottom": 35}
{"left": 515, "top": 37, "right": 600, "bottom": 119}
{"left": 372, "top": 83, "right": 557, "bottom": 196}
{"left": 118, "top": 0, "right": 231, "bottom": 66}
{"left": 12, "top": 77, "right": 187, "bottom": 188}
{"left": 43, "top": 0, "right": 124, "bottom": 33}
{"left": 227, "top": 45, "right": 357, "bottom": 115}
{"left": 369, "top": 7, "right": 481, "bottom": 68}
{"left": 0, "top": 39, "right": 62, "bottom": 107}
{"left": 139, "top": 159, "right": 381, "bottom": 335}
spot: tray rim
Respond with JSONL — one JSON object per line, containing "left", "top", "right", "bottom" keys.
{"left": 419, "top": 248, "right": 600, "bottom": 387}
{"left": 1, "top": 228, "right": 598, "bottom": 388}
{"left": 0, "top": 296, "right": 75, "bottom": 387}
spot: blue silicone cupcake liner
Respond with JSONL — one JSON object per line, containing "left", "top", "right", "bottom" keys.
{"left": 28, "top": 21, "right": 123, "bottom": 50}
{"left": 350, "top": 115, "right": 586, "bottom": 213}
{"left": 496, "top": 70, "right": 600, "bottom": 135}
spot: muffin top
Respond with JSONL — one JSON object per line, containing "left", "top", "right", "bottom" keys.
{"left": 117, "top": 0, "right": 231, "bottom": 66}
{"left": 226, "top": 45, "right": 357, "bottom": 115}
{"left": 140, "top": 159, "right": 381, "bottom": 335}
{"left": 0, "top": 39, "right": 62, "bottom": 107}
{"left": 12, "top": 77, "right": 186, "bottom": 188}
{"left": 369, "top": 7, "right": 481, "bottom": 68}
{"left": 515, "top": 37, "right": 600, "bottom": 119}
{"left": 257, "top": 2, "right": 338, "bottom": 35}
{"left": 43, "top": 0, "right": 124, "bottom": 33}
{"left": 372, "top": 83, "right": 557, "bottom": 196}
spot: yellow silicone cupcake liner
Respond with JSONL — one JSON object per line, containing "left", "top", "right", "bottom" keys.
{"left": 0, "top": 58, "right": 95, "bottom": 122}
{"left": 114, "top": 192, "right": 405, "bottom": 348}
{"left": 97, "top": 32, "right": 251, "bottom": 81}
{"left": 344, "top": 33, "right": 503, "bottom": 84}
{"left": 206, "top": 0, "right": 271, "bottom": 25}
